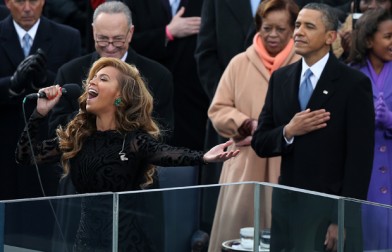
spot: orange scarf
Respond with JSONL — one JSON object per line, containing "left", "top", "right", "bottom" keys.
{"left": 253, "top": 33, "right": 294, "bottom": 74}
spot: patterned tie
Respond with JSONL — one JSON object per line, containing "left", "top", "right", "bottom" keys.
{"left": 23, "top": 33, "right": 31, "bottom": 57}
{"left": 298, "top": 69, "right": 313, "bottom": 110}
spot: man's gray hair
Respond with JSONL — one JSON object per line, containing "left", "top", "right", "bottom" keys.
{"left": 93, "top": 1, "right": 132, "bottom": 26}
{"left": 303, "top": 3, "right": 338, "bottom": 31}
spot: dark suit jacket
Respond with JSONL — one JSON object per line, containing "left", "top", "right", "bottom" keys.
{"left": 195, "top": 0, "right": 255, "bottom": 100}
{"left": 0, "top": 16, "right": 81, "bottom": 102}
{"left": 125, "top": 0, "right": 209, "bottom": 150}
{"left": 0, "top": 5, "right": 8, "bottom": 20}
{"left": 49, "top": 49, "right": 174, "bottom": 141}
{"left": 251, "top": 54, "right": 374, "bottom": 200}
{"left": 0, "top": 16, "right": 81, "bottom": 200}
{"left": 195, "top": 0, "right": 256, "bottom": 187}
{"left": 124, "top": 0, "right": 178, "bottom": 62}
{"left": 43, "top": 0, "right": 93, "bottom": 54}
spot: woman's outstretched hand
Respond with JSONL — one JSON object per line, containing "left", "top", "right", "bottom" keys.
{"left": 203, "top": 140, "right": 240, "bottom": 163}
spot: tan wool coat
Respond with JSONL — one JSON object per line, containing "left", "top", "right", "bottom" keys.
{"left": 207, "top": 44, "right": 301, "bottom": 252}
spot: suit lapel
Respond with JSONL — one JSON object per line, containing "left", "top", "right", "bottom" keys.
{"left": 279, "top": 60, "right": 303, "bottom": 112}
{"left": 0, "top": 16, "right": 24, "bottom": 68}
{"left": 308, "top": 54, "right": 340, "bottom": 110}
{"left": 92, "top": 52, "right": 100, "bottom": 61}
{"left": 225, "top": 0, "right": 253, "bottom": 36}
{"left": 31, "top": 17, "right": 52, "bottom": 55}
{"left": 269, "top": 60, "right": 302, "bottom": 115}
{"left": 159, "top": 0, "right": 172, "bottom": 18}
{"left": 182, "top": 0, "right": 201, "bottom": 16}
{"left": 90, "top": 52, "right": 100, "bottom": 66}
{"left": 125, "top": 48, "right": 137, "bottom": 64}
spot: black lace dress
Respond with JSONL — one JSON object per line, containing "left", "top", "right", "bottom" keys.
{"left": 16, "top": 111, "right": 205, "bottom": 251}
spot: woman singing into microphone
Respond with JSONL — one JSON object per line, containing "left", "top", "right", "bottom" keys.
{"left": 15, "top": 57, "right": 239, "bottom": 251}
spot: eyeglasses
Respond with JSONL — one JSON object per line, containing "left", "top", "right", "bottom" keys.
{"left": 13, "top": 0, "right": 40, "bottom": 6}
{"left": 95, "top": 40, "right": 127, "bottom": 47}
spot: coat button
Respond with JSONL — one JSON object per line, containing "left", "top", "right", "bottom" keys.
{"left": 380, "top": 146, "right": 387, "bottom": 152}
{"left": 379, "top": 166, "right": 388, "bottom": 173}
{"left": 380, "top": 187, "right": 388, "bottom": 194}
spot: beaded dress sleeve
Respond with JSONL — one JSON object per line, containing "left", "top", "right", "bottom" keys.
{"left": 15, "top": 110, "right": 61, "bottom": 165}
{"left": 130, "top": 131, "right": 205, "bottom": 166}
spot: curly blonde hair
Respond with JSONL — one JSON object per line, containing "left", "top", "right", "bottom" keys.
{"left": 56, "top": 57, "right": 160, "bottom": 187}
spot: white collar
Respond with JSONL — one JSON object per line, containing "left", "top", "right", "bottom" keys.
{"left": 301, "top": 53, "right": 329, "bottom": 81}
{"left": 13, "top": 18, "right": 40, "bottom": 45}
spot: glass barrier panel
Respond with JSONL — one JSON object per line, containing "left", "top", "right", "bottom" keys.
{"left": 3, "top": 182, "right": 388, "bottom": 252}
{"left": 344, "top": 197, "right": 392, "bottom": 252}
{"left": 252, "top": 182, "right": 342, "bottom": 252}
{"left": 0, "top": 202, "right": 3, "bottom": 252}
{"left": 1, "top": 192, "right": 115, "bottom": 252}
{"left": 215, "top": 182, "right": 266, "bottom": 252}
{"left": 118, "top": 185, "right": 206, "bottom": 252}
{"left": 115, "top": 181, "right": 344, "bottom": 252}
{"left": 117, "top": 182, "right": 274, "bottom": 252}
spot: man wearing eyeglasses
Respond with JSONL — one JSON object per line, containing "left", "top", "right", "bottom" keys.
{"left": 124, "top": 0, "right": 209, "bottom": 152}
{"left": 49, "top": 1, "right": 174, "bottom": 141}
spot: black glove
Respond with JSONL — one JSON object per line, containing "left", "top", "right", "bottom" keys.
{"left": 9, "top": 55, "right": 36, "bottom": 96}
{"left": 30, "top": 48, "right": 48, "bottom": 90}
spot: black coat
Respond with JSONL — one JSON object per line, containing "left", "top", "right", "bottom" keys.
{"left": 195, "top": 0, "right": 255, "bottom": 100}
{"left": 194, "top": 0, "right": 256, "bottom": 186}
{"left": 251, "top": 54, "right": 374, "bottom": 200}
{"left": 0, "top": 5, "right": 8, "bottom": 20}
{"left": 0, "top": 16, "right": 81, "bottom": 200}
{"left": 124, "top": 0, "right": 209, "bottom": 150}
{"left": 251, "top": 54, "right": 373, "bottom": 252}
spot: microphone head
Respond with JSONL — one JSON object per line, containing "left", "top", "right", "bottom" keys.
{"left": 61, "top": 83, "right": 82, "bottom": 99}
{"left": 60, "top": 83, "right": 83, "bottom": 110}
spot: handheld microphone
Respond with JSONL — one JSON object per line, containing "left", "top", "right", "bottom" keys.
{"left": 25, "top": 87, "right": 67, "bottom": 99}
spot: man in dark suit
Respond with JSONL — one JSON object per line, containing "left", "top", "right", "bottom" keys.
{"left": 0, "top": 0, "right": 81, "bottom": 250}
{"left": 124, "top": 0, "right": 209, "bottom": 151}
{"left": 0, "top": 0, "right": 81, "bottom": 200}
{"left": 49, "top": 1, "right": 174, "bottom": 140}
{"left": 195, "top": 0, "right": 256, "bottom": 101}
{"left": 43, "top": 0, "right": 90, "bottom": 54}
{"left": 0, "top": 4, "right": 8, "bottom": 19}
{"left": 251, "top": 3, "right": 374, "bottom": 251}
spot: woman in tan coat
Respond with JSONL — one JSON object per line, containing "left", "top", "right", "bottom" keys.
{"left": 207, "top": 0, "right": 301, "bottom": 250}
